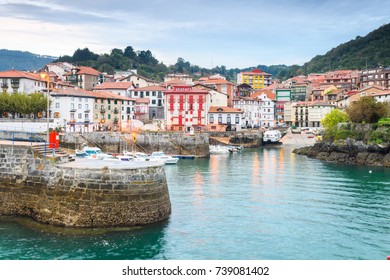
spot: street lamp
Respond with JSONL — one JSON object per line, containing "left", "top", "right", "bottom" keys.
{"left": 40, "top": 71, "right": 50, "bottom": 150}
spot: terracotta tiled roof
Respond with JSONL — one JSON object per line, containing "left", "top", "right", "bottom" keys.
{"left": 0, "top": 69, "right": 42, "bottom": 81}
{"left": 252, "top": 89, "right": 275, "bottom": 100}
{"left": 135, "top": 98, "right": 150, "bottom": 104}
{"left": 75, "top": 66, "right": 101, "bottom": 76}
{"left": 209, "top": 106, "right": 243, "bottom": 113}
{"left": 132, "top": 85, "right": 167, "bottom": 92}
{"left": 94, "top": 82, "right": 134, "bottom": 90}
{"left": 240, "top": 69, "right": 271, "bottom": 76}
{"left": 198, "top": 77, "right": 235, "bottom": 85}
{"left": 93, "top": 90, "right": 135, "bottom": 101}
{"left": 51, "top": 87, "right": 96, "bottom": 98}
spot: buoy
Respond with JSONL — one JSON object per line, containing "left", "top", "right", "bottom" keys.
{"left": 387, "top": 256, "right": 390, "bottom": 260}
{"left": 369, "top": 170, "right": 372, "bottom": 173}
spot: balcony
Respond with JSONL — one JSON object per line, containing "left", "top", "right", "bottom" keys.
{"left": 100, "top": 109, "right": 106, "bottom": 113}
{"left": 70, "top": 108, "right": 76, "bottom": 112}
{"left": 84, "top": 119, "right": 91, "bottom": 123}
{"left": 113, "top": 108, "right": 119, "bottom": 114}
{"left": 84, "top": 109, "right": 90, "bottom": 113}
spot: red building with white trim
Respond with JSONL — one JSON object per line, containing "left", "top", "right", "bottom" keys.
{"left": 164, "top": 85, "right": 209, "bottom": 132}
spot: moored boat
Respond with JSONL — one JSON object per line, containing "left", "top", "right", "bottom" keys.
{"left": 263, "top": 130, "right": 282, "bottom": 144}
{"left": 149, "top": 151, "right": 179, "bottom": 164}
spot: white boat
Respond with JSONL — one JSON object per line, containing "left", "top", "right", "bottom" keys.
{"left": 149, "top": 151, "right": 179, "bottom": 164}
{"left": 82, "top": 146, "right": 119, "bottom": 160}
{"left": 120, "top": 151, "right": 150, "bottom": 161}
{"left": 263, "top": 130, "right": 282, "bottom": 144}
{"left": 209, "top": 145, "right": 230, "bottom": 154}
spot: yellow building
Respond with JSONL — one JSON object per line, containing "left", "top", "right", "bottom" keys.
{"left": 237, "top": 69, "right": 272, "bottom": 90}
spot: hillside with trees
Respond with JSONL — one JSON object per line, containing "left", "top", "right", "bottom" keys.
{"left": 301, "top": 23, "right": 390, "bottom": 74}
{"left": 2, "top": 23, "right": 389, "bottom": 82}
{"left": 0, "top": 49, "right": 56, "bottom": 71}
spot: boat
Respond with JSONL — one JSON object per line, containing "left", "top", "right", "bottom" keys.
{"left": 227, "top": 145, "right": 243, "bottom": 153}
{"left": 149, "top": 151, "right": 179, "bottom": 164}
{"left": 82, "top": 146, "right": 119, "bottom": 160}
{"left": 263, "top": 130, "right": 282, "bottom": 144}
{"left": 209, "top": 145, "right": 230, "bottom": 154}
{"left": 122, "top": 151, "right": 150, "bottom": 161}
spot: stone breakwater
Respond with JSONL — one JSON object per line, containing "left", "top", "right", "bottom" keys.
{"left": 293, "top": 139, "right": 390, "bottom": 167}
{"left": 0, "top": 144, "right": 171, "bottom": 227}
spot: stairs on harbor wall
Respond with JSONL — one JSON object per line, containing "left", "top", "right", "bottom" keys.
{"left": 32, "top": 143, "right": 71, "bottom": 159}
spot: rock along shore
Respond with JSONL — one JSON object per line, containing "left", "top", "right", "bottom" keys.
{"left": 293, "top": 138, "right": 390, "bottom": 167}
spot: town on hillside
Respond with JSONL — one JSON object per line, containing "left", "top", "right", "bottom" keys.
{"left": 0, "top": 63, "right": 389, "bottom": 134}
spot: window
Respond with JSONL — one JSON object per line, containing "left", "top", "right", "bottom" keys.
{"left": 227, "top": 114, "right": 231, "bottom": 124}
{"left": 152, "top": 91, "right": 156, "bottom": 96}
{"left": 71, "top": 97, "right": 74, "bottom": 101}
{"left": 78, "top": 113, "right": 82, "bottom": 119}
{"left": 79, "top": 98, "right": 82, "bottom": 102}
{"left": 235, "top": 114, "right": 240, "bottom": 124}
{"left": 152, "top": 100, "right": 156, "bottom": 105}
{"left": 218, "top": 114, "right": 222, "bottom": 124}
{"left": 71, "top": 103, "right": 75, "bottom": 110}
{"left": 85, "top": 104, "right": 89, "bottom": 110}
{"left": 134, "top": 92, "right": 138, "bottom": 97}
{"left": 85, "top": 114, "right": 89, "bottom": 120}
{"left": 78, "top": 104, "right": 82, "bottom": 109}
{"left": 95, "top": 104, "right": 98, "bottom": 110}
{"left": 146, "top": 91, "right": 150, "bottom": 97}
{"left": 108, "top": 114, "right": 111, "bottom": 119}
{"left": 55, "top": 103, "right": 60, "bottom": 108}
{"left": 209, "top": 114, "right": 214, "bottom": 123}
{"left": 70, "top": 113, "right": 75, "bottom": 119}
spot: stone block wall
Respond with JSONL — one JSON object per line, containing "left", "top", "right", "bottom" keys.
{"left": 0, "top": 144, "right": 171, "bottom": 227}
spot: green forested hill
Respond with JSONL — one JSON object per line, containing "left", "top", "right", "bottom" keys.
{"left": 302, "top": 23, "right": 390, "bottom": 74}
{"left": 2, "top": 23, "right": 389, "bottom": 82}
{"left": 0, "top": 49, "right": 56, "bottom": 71}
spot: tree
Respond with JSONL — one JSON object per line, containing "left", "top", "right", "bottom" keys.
{"left": 346, "top": 96, "right": 389, "bottom": 123}
{"left": 321, "top": 109, "right": 349, "bottom": 129}
{"left": 124, "top": 46, "right": 136, "bottom": 59}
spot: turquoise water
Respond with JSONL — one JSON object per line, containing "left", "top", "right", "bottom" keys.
{"left": 1, "top": 147, "right": 390, "bottom": 260}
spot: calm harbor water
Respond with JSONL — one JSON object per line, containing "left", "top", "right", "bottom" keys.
{"left": 1, "top": 146, "right": 390, "bottom": 260}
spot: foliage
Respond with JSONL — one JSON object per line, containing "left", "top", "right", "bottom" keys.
{"left": 300, "top": 23, "right": 390, "bottom": 74}
{"left": 0, "top": 92, "right": 48, "bottom": 118}
{"left": 368, "top": 128, "right": 390, "bottom": 144}
{"left": 0, "top": 49, "right": 56, "bottom": 71}
{"left": 346, "top": 97, "right": 389, "bottom": 123}
{"left": 321, "top": 109, "right": 349, "bottom": 129}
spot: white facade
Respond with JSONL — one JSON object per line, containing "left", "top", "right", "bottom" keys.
{"left": 0, "top": 77, "right": 46, "bottom": 94}
{"left": 232, "top": 97, "right": 261, "bottom": 128}
{"left": 51, "top": 89, "right": 95, "bottom": 132}
{"left": 256, "top": 93, "right": 276, "bottom": 127}
{"left": 209, "top": 89, "right": 228, "bottom": 107}
{"left": 308, "top": 103, "right": 336, "bottom": 127}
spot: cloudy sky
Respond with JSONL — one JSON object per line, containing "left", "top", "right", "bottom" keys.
{"left": 1, "top": 0, "right": 389, "bottom": 69}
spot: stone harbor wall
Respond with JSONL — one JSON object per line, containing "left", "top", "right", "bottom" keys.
{"left": 60, "top": 131, "right": 263, "bottom": 156}
{"left": 293, "top": 139, "right": 390, "bottom": 167}
{"left": 0, "top": 144, "right": 171, "bottom": 227}
{"left": 60, "top": 132, "right": 210, "bottom": 156}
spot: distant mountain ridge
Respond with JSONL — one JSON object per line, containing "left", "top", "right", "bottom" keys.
{"left": 0, "top": 49, "right": 56, "bottom": 71}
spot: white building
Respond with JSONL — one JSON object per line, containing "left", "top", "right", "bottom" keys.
{"left": 208, "top": 106, "right": 244, "bottom": 131}
{"left": 0, "top": 69, "right": 46, "bottom": 94}
{"left": 372, "top": 91, "right": 390, "bottom": 103}
{"left": 253, "top": 90, "right": 276, "bottom": 128}
{"left": 232, "top": 97, "right": 261, "bottom": 128}
{"left": 50, "top": 87, "right": 96, "bottom": 132}
{"left": 131, "top": 85, "right": 167, "bottom": 120}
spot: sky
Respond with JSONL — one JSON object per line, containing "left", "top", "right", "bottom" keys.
{"left": 1, "top": 0, "right": 389, "bottom": 69}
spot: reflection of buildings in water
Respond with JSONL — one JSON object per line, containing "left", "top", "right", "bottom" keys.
{"left": 209, "top": 155, "right": 219, "bottom": 186}
{"left": 252, "top": 152, "right": 260, "bottom": 186}
{"left": 192, "top": 171, "right": 204, "bottom": 206}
